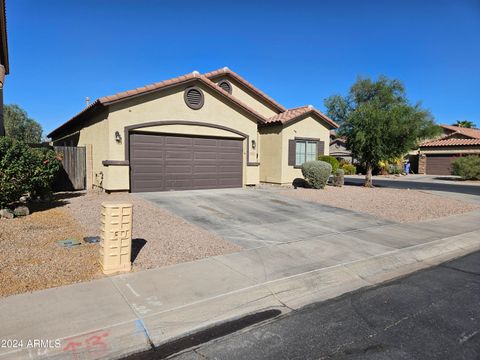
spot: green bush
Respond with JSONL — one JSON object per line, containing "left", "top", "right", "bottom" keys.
{"left": 452, "top": 156, "right": 480, "bottom": 180}
{"left": 318, "top": 155, "right": 339, "bottom": 173}
{"left": 333, "top": 169, "right": 345, "bottom": 187}
{"left": 0, "top": 138, "right": 62, "bottom": 207}
{"left": 301, "top": 160, "right": 332, "bottom": 189}
{"left": 341, "top": 162, "right": 356, "bottom": 175}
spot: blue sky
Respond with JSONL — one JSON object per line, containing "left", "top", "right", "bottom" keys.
{"left": 5, "top": 0, "right": 480, "bottom": 135}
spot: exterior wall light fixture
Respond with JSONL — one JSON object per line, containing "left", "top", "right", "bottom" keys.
{"left": 115, "top": 131, "right": 122, "bottom": 143}
{"left": 251, "top": 139, "right": 256, "bottom": 150}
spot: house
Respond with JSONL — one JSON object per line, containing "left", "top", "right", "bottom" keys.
{"left": 329, "top": 133, "right": 353, "bottom": 163}
{"left": 0, "top": 0, "right": 9, "bottom": 137}
{"left": 418, "top": 125, "right": 480, "bottom": 175}
{"left": 48, "top": 68, "right": 338, "bottom": 192}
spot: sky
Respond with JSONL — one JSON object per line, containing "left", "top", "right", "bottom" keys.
{"left": 5, "top": 0, "right": 480, "bottom": 135}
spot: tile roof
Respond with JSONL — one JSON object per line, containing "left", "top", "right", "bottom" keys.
{"left": 204, "top": 67, "right": 286, "bottom": 112}
{"left": 263, "top": 105, "right": 339, "bottom": 129}
{"left": 420, "top": 124, "right": 480, "bottom": 148}
{"left": 48, "top": 68, "right": 338, "bottom": 138}
{"left": 420, "top": 138, "right": 480, "bottom": 147}
{"left": 48, "top": 71, "right": 269, "bottom": 138}
{"left": 440, "top": 125, "right": 480, "bottom": 139}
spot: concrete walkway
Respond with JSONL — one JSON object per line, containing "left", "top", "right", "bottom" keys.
{"left": 1, "top": 210, "right": 479, "bottom": 360}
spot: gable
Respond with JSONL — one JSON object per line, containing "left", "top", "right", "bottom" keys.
{"left": 211, "top": 76, "right": 280, "bottom": 118}
{"left": 107, "top": 81, "right": 261, "bottom": 139}
{"left": 48, "top": 74, "right": 267, "bottom": 138}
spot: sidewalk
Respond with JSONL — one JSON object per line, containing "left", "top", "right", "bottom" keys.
{"left": 1, "top": 210, "right": 479, "bottom": 360}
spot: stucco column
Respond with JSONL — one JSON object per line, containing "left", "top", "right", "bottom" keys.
{"left": 418, "top": 153, "right": 426, "bottom": 174}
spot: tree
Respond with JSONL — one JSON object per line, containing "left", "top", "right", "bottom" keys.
{"left": 324, "top": 76, "right": 441, "bottom": 187}
{"left": 453, "top": 120, "right": 475, "bottom": 128}
{"left": 4, "top": 104, "right": 43, "bottom": 143}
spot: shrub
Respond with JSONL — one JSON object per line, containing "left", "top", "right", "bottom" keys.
{"left": 333, "top": 169, "right": 345, "bottom": 187}
{"left": 0, "top": 138, "right": 62, "bottom": 207}
{"left": 318, "top": 155, "right": 339, "bottom": 173}
{"left": 301, "top": 161, "right": 332, "bottom": 189}
{"left": 341, "top": 162, "right": 356, "bottom": 175}
{"left": 452, "top": 156, "right": 480, "bottom": 180}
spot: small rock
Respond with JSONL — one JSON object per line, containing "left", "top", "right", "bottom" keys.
{"left": 0, "top": 208, "right": 14, "bottom": 219}
{"left": 13, "top": 206, "right": 30, "bottom": 217}
{"left": 19, "top": 195, "right": 29, "bottom": 203}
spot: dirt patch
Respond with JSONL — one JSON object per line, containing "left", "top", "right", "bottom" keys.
{"left": 0, "top": 191, "right": 240, "bottom": 298}
{"left": 282, "top": 186, "right": 478, "bottom": 223}
{"left": 0, "top": 206, "right": 101, "bottom": 297}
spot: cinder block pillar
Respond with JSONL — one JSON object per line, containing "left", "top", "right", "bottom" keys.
{"left": 100, "top": 202, "right": 133, "bottom": 275}
{"left": 418, "top": 153, "right": 427, "bottom": 174}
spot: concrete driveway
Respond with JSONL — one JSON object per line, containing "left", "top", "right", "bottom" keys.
{"left": 135, "top": 188, "right": 392, "bottom": 249}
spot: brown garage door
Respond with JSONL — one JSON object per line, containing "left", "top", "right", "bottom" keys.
{"left": 425, "top": 154, "right": 461, "bottom": 175}
{"left": 130, "top": 133, "right": 243, "bottom": 192}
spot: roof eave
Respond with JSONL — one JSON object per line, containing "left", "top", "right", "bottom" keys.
{"left": 48, "top": 75, "right": 268, "bottom": 138}
{"left": 0, "top": 0, "right": 9, "bottom": 74}
{"left": 47, "top": 100, "right": 104, "bottom": 138}
{"left": 205, "top": 68, "right": 286, "bottom": 113}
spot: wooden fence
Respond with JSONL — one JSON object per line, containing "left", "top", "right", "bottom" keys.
{"left": 53, "top": 146, "right": 86, "bottom": 190}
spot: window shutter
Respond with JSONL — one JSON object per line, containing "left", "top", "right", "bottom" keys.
{"left": 288, "top": 140, "right": 296, "bottom": 166}
{"left": 318, "top": 141, "right": 325, "bottom": 156}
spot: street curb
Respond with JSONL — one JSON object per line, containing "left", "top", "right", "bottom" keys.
{"left": 2, "top": 231, "right": 479, "bottom": 360}
{"left": 136, "top": 230, "right": 480, "bottom": 357}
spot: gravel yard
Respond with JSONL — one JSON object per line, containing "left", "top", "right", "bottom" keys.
{"left": 0, "top": 191, "right": 239, "bottom": 297}
{"left": 64, "top": 191, "right": 240, "bottom": 270}
{"left": 282, "top": 185, "right": 478, "bottom": 223}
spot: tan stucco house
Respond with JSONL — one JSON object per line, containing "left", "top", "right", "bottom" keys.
{"left": 48, "top": 68, "right": 338, "bottom": 192}
{"left": 418, "top": 125, "right": 480, "bottom": 175}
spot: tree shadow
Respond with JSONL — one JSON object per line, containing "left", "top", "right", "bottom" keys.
{"left": 28, "top": 191, "right": 85, "bottom": 213}
{"left": 131, "top": 238, "right": 147, "bottom": 263}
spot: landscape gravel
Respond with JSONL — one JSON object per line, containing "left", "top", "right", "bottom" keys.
{"left": 64, "top": 191, "right": 240, "bottom": 270}
{"left": 0, "top": 191, "right": 239, "bottom": 297}
{"left": 282, "top": 185, "right": 478, "bottom": 223}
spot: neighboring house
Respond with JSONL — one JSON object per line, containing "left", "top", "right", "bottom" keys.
{"left": 0, "top": 0, "right": 9, "bottom": 136}
{"left": 418, "top": 125, "right": 480, "bottom": 175}
{"left": 48, "top": 68, "right": 338, "bottom": 192}
{"left": 329, "top": 134, "right": 353, "bottom": 163}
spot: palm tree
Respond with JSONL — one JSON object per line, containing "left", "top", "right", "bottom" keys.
{"left": 453, "top": 120, "right": 475, "bottom": 128}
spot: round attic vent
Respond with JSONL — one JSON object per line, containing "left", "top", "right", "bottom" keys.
{"left": 184, "top": 87, "right": 204, "bottom": 110}
{"left": 218, "top": 80, "right": 232, "bottom": 94}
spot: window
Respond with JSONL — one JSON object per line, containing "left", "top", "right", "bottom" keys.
{"left": 295, "top": 140, "right": 318, "bottom": 166}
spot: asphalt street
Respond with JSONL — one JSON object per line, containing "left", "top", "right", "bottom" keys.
{"left": 125, "top": 251, "right": 480, "bottom": 360}
{"left": 344, "top": 176, "right": 480, "bottom": 196}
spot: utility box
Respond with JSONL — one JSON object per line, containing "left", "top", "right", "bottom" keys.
{"left": 99, "top": 202, "right": 133, "bottom": 275}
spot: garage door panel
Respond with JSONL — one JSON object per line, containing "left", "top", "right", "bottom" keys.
{"left": 132, "top": 165, "right": 164, "bottom": 175}
{"left": 194, "top": 152, "right": 218, "bottom": 160}
{"left": 165, "top": 137, "right": 193, "bottom": 146}
{"left": 194, "top": 165, "right": 217, "bottom": 173}
{"left": 194, "top": 138, "right": 218, "bottom": 146}
{"left": 426, "top": 154, "right": 460, "bottom": 175}
{"left": 165, "top": 150, "right": 192, "bottom": 160}
{"left": 218, "top": 153, "right": 242, "bottom": 161}
{"left": 130, "top": 133, "right": 243, "bottom": 192}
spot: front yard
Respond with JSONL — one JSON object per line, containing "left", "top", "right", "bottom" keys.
{"left": 0, "top": 191, "right": 240, "bottom": 297}
{"left": 1, "top": 185, "right": 477, "bottom": 298}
